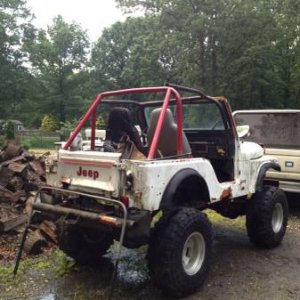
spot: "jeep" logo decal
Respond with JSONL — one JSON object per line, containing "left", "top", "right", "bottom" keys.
{"left": 76, "top": 166, "right": 99, "bottom": 180}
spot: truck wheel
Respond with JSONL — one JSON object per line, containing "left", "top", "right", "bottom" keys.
{"left": 57, "top": 224, "right": 113, "bottom": 264}
{"left": 246, "top": 186, "right": 288, "bottom": 249}
{"left": 147, "top": 208, "right": 212, "bottom": 297}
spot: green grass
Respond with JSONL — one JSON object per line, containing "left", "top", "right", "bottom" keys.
{"left": 20, "top": 136, "right": 59, "bottom": 150}
{"left": 0, "top": 134, "right": 59, "bottom": 149}
{"left": 54, "top": 250, "right": 76, "bottom": 276}
{"left": 0, "top": 256, "right": 52, "bottom": 284}
{"left": 206, "top": 209, "right": 246, "bottom": 230}
{"left": 0, "top": 250, "right": 74, "bottom": 285}
{"left": 151, "top": 209, "right": 246, "bottom": 231}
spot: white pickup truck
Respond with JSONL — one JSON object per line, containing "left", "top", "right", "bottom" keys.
{"left": 23, "top": 84, "right": 288, "bottom": 297}
{"left": 234, "top": 109, "right": 300, "bottom": 194}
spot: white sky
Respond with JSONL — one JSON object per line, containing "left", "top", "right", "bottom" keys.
{"left": 26, "top": 0, "right": 126, "bottom": 42}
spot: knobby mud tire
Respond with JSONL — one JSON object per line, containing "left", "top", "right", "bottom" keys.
{"left": 246, "top": 186, "right": 288, "bottom": 249}
{"left": 147, "top": 208, "right": 212, "bottom": 297}
{"left": 57, "top": 223, "right": 113, "bottom": 264}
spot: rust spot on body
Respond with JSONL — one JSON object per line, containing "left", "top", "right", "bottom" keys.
{"left": 221, "top": 187, "right": 232, "bottom": 199}
{"left": 99, "top": 215, "right": 122, "bottom": 227}
{"left": 240, "top": 179, "right": 246, "bottom": 191}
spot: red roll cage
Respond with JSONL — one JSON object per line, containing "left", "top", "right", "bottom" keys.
{"left": 63, "top": 86, "right": 184, "bottom": 160}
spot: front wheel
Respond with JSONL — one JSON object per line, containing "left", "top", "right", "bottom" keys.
{"left": 246, "top": 186, "right": 288, "bottom": 249}
{"left": 147, "top": 208, "right": 212, "bottom": 297}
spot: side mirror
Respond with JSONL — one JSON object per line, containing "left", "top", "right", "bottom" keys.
{"left": 236, "top": 125, "right": 250, "bottom": 139}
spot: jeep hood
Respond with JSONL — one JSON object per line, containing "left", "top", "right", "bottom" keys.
{"left": 240, "top": 141, "right": 264, "bottom": 160}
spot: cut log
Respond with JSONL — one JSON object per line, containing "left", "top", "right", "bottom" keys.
{"left": 0, "top": 144, "right": 23, "bottom": 161}
{"left": 8, "top": 176, "right": 24, "bottom": 192}
{"left": 0, "top": 185, "right": 25, "bottom": 203}
{"left": 24, "top": 229, "right": 48, "bottom": 255}
{"left": 39, "top": 220, "right": 57, "bottom": 243}
{"left": 23, "top": 169, "right": 45, "bottom": 192}
{"left": 7, "top": 162, "right": 27, "bottom": 174}
{"left": 25, "top": 194, "right": 35, "bottom": 215}
{"left": 0, "top": 214, "right": 28, "bottom": 232}
{"left": 0, "top": 167, "right": 14, "bottom": 187}
{"left": 29, "top": 160, "right": 45, "bottom": 176}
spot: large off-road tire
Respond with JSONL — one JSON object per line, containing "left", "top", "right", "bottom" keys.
{"left": 147, "top": 208, "right": 212, "bottom": 297}
{"left": 57, "top": 223, "right": 113, "bottom": 264}
{"left": 246, "top": 186, "right": 288, "bottom": 249}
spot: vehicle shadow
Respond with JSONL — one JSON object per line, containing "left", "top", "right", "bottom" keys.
{"left": 287, "top": 192, "right": 300, "bottom": 217}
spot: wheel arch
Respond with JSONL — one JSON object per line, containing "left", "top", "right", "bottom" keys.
{"left": 160, "top": 168, "right": 210, "bottom": 210}
{"left": 255, "top": 161, "right": 281, "bottom": 192}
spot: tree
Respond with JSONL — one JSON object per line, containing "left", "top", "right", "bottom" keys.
{"left": 40, "top": 114, "right": 59, "bottom": 132}
{"left": 273, "top": 0, "right": 300, "bottom": 108}
{"left": 0, "top": 0, "right": 33, "bottom": 119}
{"left": 5, "top": 120, "right": 15, "bottom": 140}
{"left": 116, "top": 0, "right": 300, "bottom": 109}
{"left": 24, "top": 15, "right": 90, "bottom": 123}
{"left": 90, "top": 17, "right": 166, "bottom": 92}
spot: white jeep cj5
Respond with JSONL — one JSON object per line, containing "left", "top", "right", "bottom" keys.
{"left": 15, "top": 83, "right": 288, "bottom": 297}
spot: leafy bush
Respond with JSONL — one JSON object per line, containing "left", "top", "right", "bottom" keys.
{"left": 40, "top": 114, "right": 59, "bottom": 132}
{"left": 96, "top": 115, "right": 106, "bottom": 129}
{"left": 5, "top": 120, "right": 15, "bottom": 140}
{"left": 57, "top": 119, "right": 79, "bottom": 140}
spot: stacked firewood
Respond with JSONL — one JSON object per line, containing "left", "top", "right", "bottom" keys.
{"left": 0, "top": 143, "right": 59, "bottom": 255}
{"left": 0, "top": 143, "right": 47, "bottom": 206}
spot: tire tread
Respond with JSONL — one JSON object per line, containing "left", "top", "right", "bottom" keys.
{"left": 148, "top": 208, "right": 212, "bottom": 297}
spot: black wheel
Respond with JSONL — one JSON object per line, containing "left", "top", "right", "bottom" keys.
{"left": 147, "top": 208, "right": 212, "bottom": 297}
{"left": 246, "top": 186, "right": 288, "bottom": 249}
{"left": 57, "top": 223, "right": 113, "bottom": 264}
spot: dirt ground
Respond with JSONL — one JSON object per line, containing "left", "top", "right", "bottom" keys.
{"left": 0, "top": 196, "right": 300, "bottom": 300}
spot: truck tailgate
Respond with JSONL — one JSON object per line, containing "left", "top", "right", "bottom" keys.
{"left": 57, "top": 150, "right": 121, "bottom": 194}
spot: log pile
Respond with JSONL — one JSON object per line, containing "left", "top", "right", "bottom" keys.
{"left": 0, "top": 143, "right": 57, "bottom": 255}
{"left": 0, "top": 143, "right": 47, "bottom": 206}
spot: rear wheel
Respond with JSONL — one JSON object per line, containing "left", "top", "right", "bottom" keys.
{"left": 147, "top": 208, "right": 212, "bottom": 297}
{"left": 246, "top": 186, "right": 288, "bottom": 249}
{"left": 57, "top": 223, "right": 113, "bottom": 264}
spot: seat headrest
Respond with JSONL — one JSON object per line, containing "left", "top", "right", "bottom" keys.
{"left": 149, "top": 108, "right": 176, "bottom": 131}
{"left": 147, "top": 107, "right": 192, "bottom": 158}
